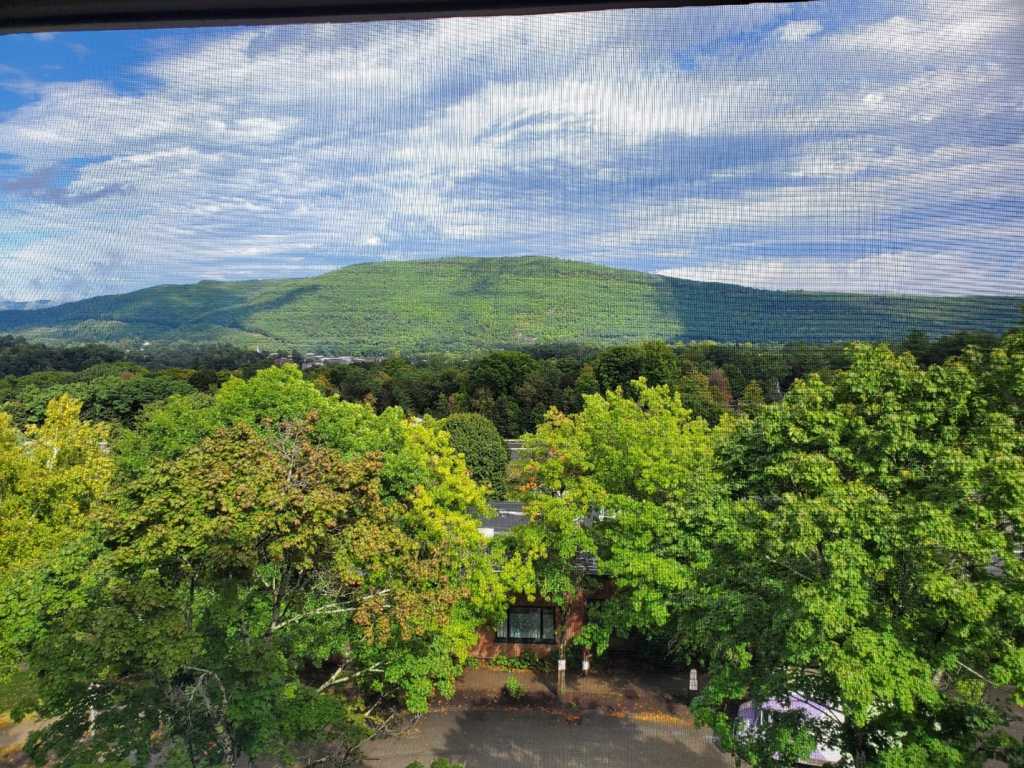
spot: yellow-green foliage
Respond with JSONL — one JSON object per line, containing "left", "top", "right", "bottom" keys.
{"left": 0, "top": 396, "right": 112, "bottom": 683}
{"left": 0, "top": 368, "right": 505, "bottom": 767}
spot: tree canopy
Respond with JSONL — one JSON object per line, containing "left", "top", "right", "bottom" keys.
{"left": 497, "top": 334, "right": 1024, "bottom": 767}
{"left": 1, "top": 366, "right": 504, "bottom": 767}
{"left": 440, "top": 412, "right": 510, "bottom": 496}
{"left": 681, "top": 341, "right": 1024, "bottom": 767}
{"left": 501, "top": 380, "right": 725, "bottom": 656}
{"left": 2, "top": 330, "right": 1022, "bottom": 768}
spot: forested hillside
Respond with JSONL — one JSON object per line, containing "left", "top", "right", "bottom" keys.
{"left": 2, "top": 257, "right": 1019, "bottom": 353}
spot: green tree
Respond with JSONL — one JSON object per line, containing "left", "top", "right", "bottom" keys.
{"left": 465, "top": 351, "right": 543, "bottom": 437}
{"left": 737, "top": 380, "right": 766, "bottom": 415}
{"left": 440, "top": 412, "right": 510, "bottom": 496}
{"left": 899, "top": 330, "right": 1000, "bottom": 367}
{"left": 686, "top": 342, "right": 1024, "bottom": 767}
{"left": 3, "top": 367, "right": 505, "bottom": 767}
{"left": 592, "top": 341, "right": 680, "bottom": 392}
{"left": 0, "top": 396, "right": 113, "bottom": 686}
{"left": 678, "top": 370, "right": 729, "bottom": 424}
{"left": 187, "top": 368, "right": 222, "bottom": 392}
{"left": 574, "top": 363, "right": 600, "bottom": 397}
{"left": 1, "top": 366, "right": 195, "bottom": 427}
{"left": 503, "top": 380, "right": 724, "bottom": 689}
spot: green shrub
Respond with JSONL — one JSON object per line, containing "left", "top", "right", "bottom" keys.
{"left": 490, "top": 654, "right": 529, "bottom": 670}
{"left": 519, "top": 650, "right": 552, "bottom": 672}
{"left": 490, "top": 651, "right": 550, "bottom": 672}
{"left": 0, "top": 667, "right": 36, "bottom": 716}
{"left": 504, "top": 673, "right": 524, "bottom": 700}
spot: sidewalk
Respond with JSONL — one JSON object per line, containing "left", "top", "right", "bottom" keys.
{"left": 451, "top": 665, "right": 697, "bottom": 722}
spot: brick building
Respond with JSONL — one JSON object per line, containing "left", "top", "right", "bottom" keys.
{"left": 472, "top": 501, "right": 599, "bottom": 659}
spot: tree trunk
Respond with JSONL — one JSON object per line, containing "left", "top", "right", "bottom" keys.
{"left": 851, "top": 727, "right": 868, "bottom": 768}
{"left": 214, "top": 723, "right": 237, "bottom": 768}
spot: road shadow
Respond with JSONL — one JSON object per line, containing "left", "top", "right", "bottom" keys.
{"left": 362, "top": 708, "right": 733, "bottom": 768}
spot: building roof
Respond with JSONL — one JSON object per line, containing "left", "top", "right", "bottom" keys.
{"left": 488, "top": 500, "right": 524, "bottom": 516}
{"left": 478, "top": 499, "right": 599, "bottom": 575}
{"left": 477, "top": 500, "right": 526, "bottom": 537}
{"left": 505, "top": 439, "right": 526, "bottom": 462}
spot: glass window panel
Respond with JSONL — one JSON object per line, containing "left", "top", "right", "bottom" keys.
{"left": 496, "top": 607, "right": 556, "bottom": 642}
{"left": 508, "top": 609, "right": 542, "bottom": 641}
{"left": 541, "top": 608, "right": 556, "bottom": 641}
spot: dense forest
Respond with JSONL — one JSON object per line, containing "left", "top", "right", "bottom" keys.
{"left": 1, "top": 325, "right": 1021, "bottom": 768}
{"left": 0, "top": 330, "right": 1000, "bottom": 438}
{"left": 2, "top": 257, "right": 1021, "bottom": 353}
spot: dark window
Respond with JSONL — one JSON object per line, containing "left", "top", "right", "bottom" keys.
{"left": 495, "top": 606, "right": 556, "bottom": 644}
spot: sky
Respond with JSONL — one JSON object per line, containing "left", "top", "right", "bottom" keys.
{"left": 0, "top": 0, "right": 1022, "bottom": 304}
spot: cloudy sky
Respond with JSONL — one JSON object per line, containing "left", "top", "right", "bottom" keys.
{"left": 1, "top": 0, "right": 1022, "bottom": 304}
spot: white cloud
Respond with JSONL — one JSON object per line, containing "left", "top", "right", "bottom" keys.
{"left": 658, "top": 250, "right": 1024, "bottom": 297}
{"left": 778, "top": 20, "right": 822, "bottom": 42}
{"left": 0, "top": 1, "right": 1022, "bottom": 302}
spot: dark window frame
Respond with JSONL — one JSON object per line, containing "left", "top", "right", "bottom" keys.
{"left": 495, "top": 605, "right": 556, "bottom": 644}
{"left": 1, "top": 1, "right": 809, "bottom": 37}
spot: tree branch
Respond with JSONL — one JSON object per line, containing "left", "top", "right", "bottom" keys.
{"left": 317, "top": 664, "right": 383, "bottom": 693}
{"left": 270, "top": 590, "right": 391, "bottom": 633}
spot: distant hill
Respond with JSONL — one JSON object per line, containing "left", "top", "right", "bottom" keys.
{"left": 0, "top": 256, "right": 1020, "bottom": 354}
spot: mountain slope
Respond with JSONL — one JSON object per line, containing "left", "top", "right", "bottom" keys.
{"left": 1, "top": 256, "right": 1020, "bottom": 353}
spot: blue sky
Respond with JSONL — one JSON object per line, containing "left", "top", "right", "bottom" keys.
{"left": 1, "top": 0, "right": 1022, "bottom": 303}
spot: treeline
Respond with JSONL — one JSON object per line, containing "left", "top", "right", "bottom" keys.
{"left": 314, "top": 330, "right": 1001, "bottom": 436}
{"left": 0, "top": 336, "right": 270, "bottom": 377}
{"left": 317, "top": 340, "right": 849, "bottom": 433}
{"left": 0, "top": 339, "right": 271, "bottom": 427}
{"left": 1, "top": 331, "right": 1002, "bottom": 438}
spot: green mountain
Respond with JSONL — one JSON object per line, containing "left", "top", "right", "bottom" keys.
{"left": 1, "top": 256, "right": 1020, "bottom": 354}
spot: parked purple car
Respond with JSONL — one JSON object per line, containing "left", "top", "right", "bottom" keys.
{"left": 736, "top": 693, "right": 845, "bottom": 766}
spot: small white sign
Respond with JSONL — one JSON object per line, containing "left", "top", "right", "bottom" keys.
{"left": 558, "top": 659, "right": 567, "bottom": 671}
{"left": 582, "top": 659, "right": 590, "bottom": 672}
{"left": 689, "top": 669, "right": 699, "bottom": 691}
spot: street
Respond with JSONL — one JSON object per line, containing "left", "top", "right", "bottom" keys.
{"left": 362, "top": 708, "right": 735, "bottom": 768}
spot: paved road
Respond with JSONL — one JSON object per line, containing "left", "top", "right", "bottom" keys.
{"left": 362, "top": 708, "right": 734, "bottom": 768}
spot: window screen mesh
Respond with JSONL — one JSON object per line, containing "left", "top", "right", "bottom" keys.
{"left": 2, "top": 5, "right": 1024, "bottom": 768}
{"left": 1, "top": 1, "right": 1021, "bottom": 350}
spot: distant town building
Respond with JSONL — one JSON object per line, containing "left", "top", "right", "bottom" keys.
{"left": 298, "top": 354, "right": 385, "bottom": 370}
{"left": 505, "top": 439, "right": 526, "bottom": 462}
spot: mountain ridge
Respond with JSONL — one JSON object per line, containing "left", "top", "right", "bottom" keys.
{"left": 1, "top": 256, "right": 1020, "bottom": 354}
